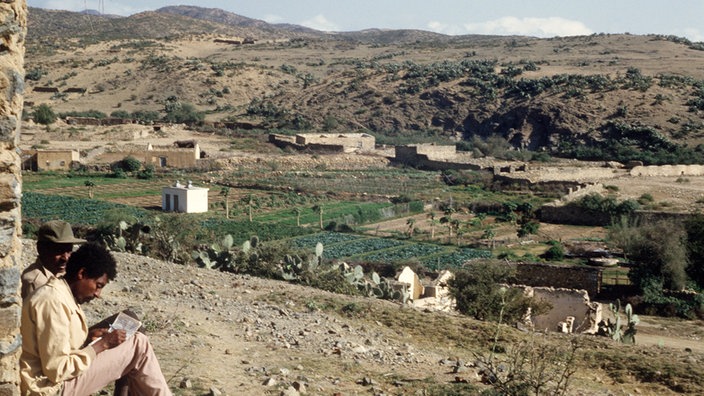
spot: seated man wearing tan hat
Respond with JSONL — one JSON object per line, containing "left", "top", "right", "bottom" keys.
{"left": 21, "top": 220, "right": 86, "bottom": 299}
{"left": 22, "top": 221, "right": 140, "bottom": 396}
{"left": 20, "top": 242, "right": 172, "bottom": 396}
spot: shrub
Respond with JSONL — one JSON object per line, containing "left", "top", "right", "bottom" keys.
{"left": 131, "top": 110, "right": 161, "bottom": 124}
{"left": 112, "top": 156, "right": 141, "bottom": 173}
{"left": 542, "top": 241, "right": 565, "bottom": 261}
{"left": 26, "top": 68, "right": 46, "bottom": 81}
{"left": 517, "top": 221, "right": 540, "bottom": 238}
{"left": 59, "top": 110, "right": 107, "bottom": 119}
{"left": 111, "top": 110, "right": 131, "bottom": 118}
{"left": 163, "top": 102, "right": 205, "bottom": 124}
{"left": 136, "top": 164, "right": 155, "bottom": 180}
{"left": 121, "top": 156, "right": 142, "bottom": 172}
{"left": 33, "top": 104, "right": 57, "bottom": 125}
{"left": 637, "top": 193, "right": 654, "bottom": 205}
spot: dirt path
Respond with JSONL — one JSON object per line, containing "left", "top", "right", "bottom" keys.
{"left": 636, "top": 315, "right": 704, "bottom": 353}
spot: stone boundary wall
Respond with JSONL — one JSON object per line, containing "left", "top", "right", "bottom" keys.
{"left": 541, "top": 206, "right": 694, "bottom": 227}
{"left": 0, "top": 2, "right": 26, "bottom": 394}
{"left": 630, "top": 164, "right": 704, "bottom": 177}
{"left": 557, "top": 182, "right": 605, "bottom": 202}
{"left": 539, "top": 203, "right": 611, "bottom": 225}
{"left": 514, "top": 262, "right": 602, "bottom": 297}
{"left": 64, "top": 116, "right": 135, "bottom": 126}
{"left": 268, "top": 133, "right": 376, "bottom": 153}
{"left": 393, "top": 146, "right": 483, "bottom": 171}
{"left": 494, "top": 165, "right": 624, "bottom": 184}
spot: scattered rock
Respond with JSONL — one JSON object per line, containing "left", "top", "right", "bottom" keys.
{"left": 179, "top": 378, "right": 192, "bottom": 389}
{"left": 280, "top": 386, "right": 300, "bottom": 396}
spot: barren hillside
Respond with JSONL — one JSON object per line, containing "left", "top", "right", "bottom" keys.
{"left": 23, "top": 6, "right": 704, "bottom": 158}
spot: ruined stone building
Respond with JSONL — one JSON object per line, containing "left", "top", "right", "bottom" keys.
{"left": 394, "top": 143, "right": 480, "bottom": 170}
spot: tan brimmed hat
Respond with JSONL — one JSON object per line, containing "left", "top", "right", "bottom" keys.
{"left": 37, "top": 220, "right": 87, "bottom": 244}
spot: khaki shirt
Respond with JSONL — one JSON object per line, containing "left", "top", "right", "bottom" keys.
{"left": 20, "top": 261, "right": 54, "bottom": 300}
{"left": 20, "top": 277, "right": 96, "bottom": 396}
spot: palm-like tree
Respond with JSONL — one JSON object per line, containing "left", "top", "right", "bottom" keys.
{"left": 312, "top": 205, "right": 323, "bottom": 229}
{"left": 427, "top": 211, "right": 437, "bottom": 239}
{"left": 219, "top": 187, "right": 231, "bottom": 219}
{"left": 293, "top": 207, "right": 302, "bottom": 226}
{"left": 406, "top": 218, "right": 416, "bottom": 238}
{"left": 84, "top": 180, "right": 95, "bottom": 199}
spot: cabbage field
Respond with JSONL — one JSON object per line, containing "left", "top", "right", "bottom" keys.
{"left": 291, "top": 232, "right": 491, "bottom": 270}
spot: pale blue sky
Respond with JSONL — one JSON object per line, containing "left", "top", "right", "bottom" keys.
{"left": 27, "top": 0, "right": 704, "bottom": 41}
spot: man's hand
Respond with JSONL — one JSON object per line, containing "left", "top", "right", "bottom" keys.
{"left": 87, "top": 327, "right": 109, "bottom": 342}
{"left": 91, "top": 329, "right": 127, "bottom": 354}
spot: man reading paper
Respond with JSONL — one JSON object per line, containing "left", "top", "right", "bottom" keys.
{"left": 20, "top": 242, "right": 172, "bottom": 396}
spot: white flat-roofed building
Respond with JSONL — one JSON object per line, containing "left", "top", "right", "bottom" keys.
{"left": 162, "top": 180, "right": 209, "bottom": 213}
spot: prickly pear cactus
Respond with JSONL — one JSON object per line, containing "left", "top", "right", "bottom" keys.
{"left": 621, "top": 303, "right": 639, "bottom": 345}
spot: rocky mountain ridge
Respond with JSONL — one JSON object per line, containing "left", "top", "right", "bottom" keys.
{"left": 25, "top": 6, "right": 704, "bottom": 159}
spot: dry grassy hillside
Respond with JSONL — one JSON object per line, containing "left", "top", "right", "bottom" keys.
{"left": 23, "top": 6, "right": 704, "bottom": 155}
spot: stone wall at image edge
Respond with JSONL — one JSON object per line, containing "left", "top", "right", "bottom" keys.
{"left": 0, "top": 2, "right": 27, "bottom": 395}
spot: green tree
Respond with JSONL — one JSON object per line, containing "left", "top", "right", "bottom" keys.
{"left": 33, "top": 103, "right": 57, "bottom": 125}
{"left": 440, "top": 207, "right": 456, "bottom": 242}
{"left": 448, "top": 261, "right": 546, "bottom": 323}
{"left": 518, "top": 221, "right": 540, "bottom": 238}
{"left": 623, "top": 220, "right": 689, "bottom": 292}
{"left": 245, "top": 195, "right": 255, "bottom": 222}
{"left": 684, "top": 214, "right": 704, "bottom": 289}
{"left": 136, "top": 164, "right": 155, "bottom": 180}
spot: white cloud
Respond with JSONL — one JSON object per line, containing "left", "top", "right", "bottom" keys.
{"left": 681, "top": 28, "right": 704, "bottom": 42}
{"left": 262, "top": 14, "right": 284, "bottom": 24}
{"left": 427, "top": 21, "right": 466, "bottom": 36}
{"left": 463, "top": 16, "right": 593, "bottom": 38}
{"left": 300, "top": 14, "right": 339, "bottom": 32}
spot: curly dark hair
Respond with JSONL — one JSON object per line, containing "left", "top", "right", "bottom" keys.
{"left": 65, "top": 242, "right": 117, "bottom": 281}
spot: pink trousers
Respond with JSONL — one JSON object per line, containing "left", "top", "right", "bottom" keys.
{"left": 62, "top": 333, "right": 172, "bottom": 396}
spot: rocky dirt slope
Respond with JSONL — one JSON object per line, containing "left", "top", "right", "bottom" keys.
{"left": 20, "top": 240, "right": 704, "bottom": 395}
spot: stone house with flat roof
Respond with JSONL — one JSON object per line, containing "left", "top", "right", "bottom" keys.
{"left": 23, "top": 149, "right": 80, "bottom": 171}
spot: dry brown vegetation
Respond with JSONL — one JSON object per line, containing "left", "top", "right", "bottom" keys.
{"left": 24, "top": 7, "right": 704, "bottom": 153}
